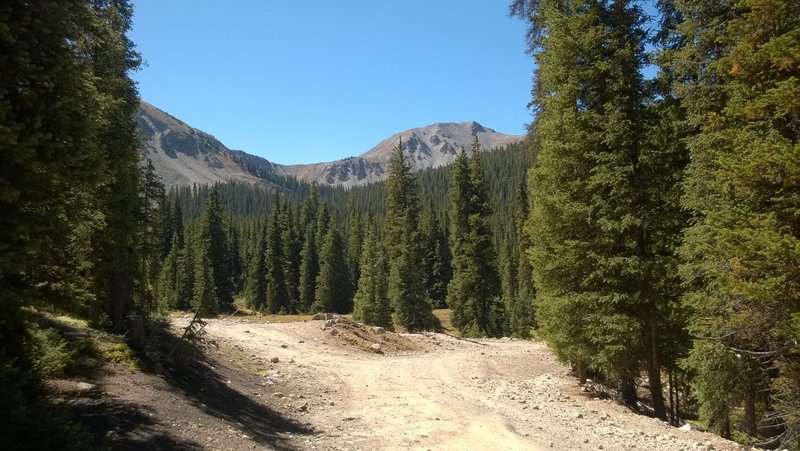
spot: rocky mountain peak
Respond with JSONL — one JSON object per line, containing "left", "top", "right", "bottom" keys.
{"left": 137, "top": 101, "right": 523, "bottom": 189}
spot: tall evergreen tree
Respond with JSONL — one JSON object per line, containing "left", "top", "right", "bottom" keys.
{"left": 352, "top": 229, "right": 392, "bottom": 328}
{"left": 514, "top": 0, "right": 668, "bottom": 408}
{"left": 447, "top": 142, "right": 505, "bottom": 337}
{"left": 299, "top": 223, "right": 319, "bottom": 312}
{"left": 346, "top": 204, "right": 365, "bottom": 299}
{"left": 499, "top": 181, "right": 536, "bottom": 338}
{"left": 1, "top": 0, "right": 110, "bottom": 356}
{"left": 244, "top": 221, "right": 267, "bottom": 311}
{"left": 84, "top": 0, "right": 147, "bottom": 331}
{"left": 673, "top": 0, "right": 800, "bottom": 441}
{"left": 194, "top": 186, "right": 234, "bottom": 313}
{"left": 282, "top": 204, "right": 302, "bottom": 312}
{"left": 385, "top": 140, "right": 436, "bottom": 331}
{"left": 265, "top": 195, "right": 288, "bottom": 313}
{"left": 155, "top": 234, "right": 192, "bottom": 311}
{"left": 420, "top": 203, "right": 450, "bottom": 308}
{"left": 193, "top": 253, "right": 218, "bottom": 317}
{"left": 312, "top": 227, "right": 351, "bottom": 314}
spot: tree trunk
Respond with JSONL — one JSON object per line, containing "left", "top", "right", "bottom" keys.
{"left": 742, "top": 384, "right": 757, "bottom": 436}
{"left": 667, "top": 366, "right": 676, "bottom": 425}
{"left": 621, "top": 377, "right": 637, "bottom": 408}
{"left": 575, "top": 361, "right": 588, "bottom": 384}
{"left": 646, "top": 319, "right": 667, "bottom": 419}
{"left": 721, "top": 413, "right": 731, "bottom": 439}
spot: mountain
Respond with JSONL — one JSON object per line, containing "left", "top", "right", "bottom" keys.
{"left": 137, "top": 101, "right": 524, "bottom": 189}
{"left": 282, "top": 122, "right": 523, "bottom": 187}
{"left": 136, "top": 101, "right": 279, "bottom": 188}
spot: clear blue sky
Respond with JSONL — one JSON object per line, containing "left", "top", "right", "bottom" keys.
{"left": 130, "top": 1, "right": 534, "bottom": 165}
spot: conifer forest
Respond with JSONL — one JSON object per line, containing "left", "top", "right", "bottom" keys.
{"left": 1, "top": 0, "right": 798, "bottom": 449}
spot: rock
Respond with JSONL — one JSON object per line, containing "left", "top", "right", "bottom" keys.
{"left": 575, "top": 413, "right": 583, "bottom": 419}
{"left": 679, "top": 423, "right": 692, "bottom": 432}
{"left": 312, "top": 313, "right": 327, "bottom": 320}
{"left": 74, "top": 382, "right": 98, "bottom": 394}
{"left": 372, "top": 326, "right": 385, "bottom": 335}
{"left": 370, "top": 343, "right": 382, "bottom": 352}
{"left": 280, "top": 344, "right": 288, "bottom": 349}
{"left": 324, "top": 319, "right": 334, "bottom": 328}
{"left": 295, "top": 401, "right": 308, "bottom": 412}
{"left": 270, "top": 357, "right": 280, "bottom": 363}
{"left": 329, "top": 328, "right": 339, "bottom": 336}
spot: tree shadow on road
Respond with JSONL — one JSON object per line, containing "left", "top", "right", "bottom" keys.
{"left": 71, "top": 399, "right": 204, "bottom": 450}
{"left": 154, "top": 326, "right": 314, "bottom": 450}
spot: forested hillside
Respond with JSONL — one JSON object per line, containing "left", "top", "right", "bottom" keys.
{"left": 154, "top": 140, "right": 532, "bottom": 327}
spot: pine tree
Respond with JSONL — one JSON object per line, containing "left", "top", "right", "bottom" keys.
{"left": 420, "top": 203, "right": 450, "bottom": 308}
{"left": 385, "top": 139, "right": 436, "bottom": 331}
{"left": 85, "top": 0, "right": 147, "bottom": 332}
{"left": 156, "top": 235, "right": 182, "bottom": 310}
{"left": 139, "top": 159, "right": 166, "bottom": 313}
{"left": 299, "top": 223, "right": 319, "bottom": 312}
{"left": 674, "top": 0, "right": 800, "bottom": 440}
{"left": 352, "top": 229, "right": 392, "bottom": 328}
{"left": 193, "top": 254, "right": 218, "bottom": 317}
{"left": 447, "top": 142, "right": 505, "bottom": 337}
{"left": 502, "top": 181, "right": 534, "bottom": 338}
{"left": 227, "top": 219, "right": 243, "bottom": 293}
{"left": 513, "top": 181, "right": 535, "bottom": 329}
{"left": 514, "top": 0, "right": 660, "bottom": 406}
{"left": 282, "top": 204, "right": 302, "bottom": 312}
{"left": 244, "top": 221, "right": 267, "bottom": 311}
{"left": 312, "top": 227, "right": 351, "bottom": 314}
{"left": 195, "top": 186, "right": 234, "bottom": 313}
{"left": 346, "top": 205, "right": 365, "bottom": 299}
{"left": 265, "top": 196, "right": 289, "bottom": 313}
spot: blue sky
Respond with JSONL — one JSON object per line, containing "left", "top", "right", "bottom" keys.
{"left": 130, "top": 1, "right": 534, "bottom": 164}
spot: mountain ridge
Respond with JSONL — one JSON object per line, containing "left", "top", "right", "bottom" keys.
{"left": 137, "top": 101, "right": 524, "bottom": 189}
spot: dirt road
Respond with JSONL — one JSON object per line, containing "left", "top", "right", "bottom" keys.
{"left": 177, "top": 317, "right": 741, "bottom": 451}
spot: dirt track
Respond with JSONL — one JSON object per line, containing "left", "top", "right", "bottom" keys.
{"left": 169, "top": 317, "right": 742, "bottom": 451}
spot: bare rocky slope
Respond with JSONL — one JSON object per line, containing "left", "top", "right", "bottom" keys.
{"left": 137, "top": 101, "right": 280, "bottom": 188}
{"left": 137, "top": 102, "right": 523, "bottom": 189}
{"left": 281, "top": 122, "right": 523, "bottom": 187}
